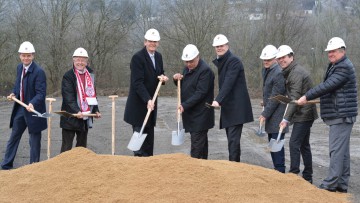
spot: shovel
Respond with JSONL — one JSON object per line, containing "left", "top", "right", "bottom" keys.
{"left": 54, "top": 111, "right": 97, "bottom": 118}
{"left": 254, "top": 106, "right": 266, "bottom": 137}
{"left": 255, "top": 118, "right": 266, "bottom": 137}
{"left": 10, "top": 96, "right": 51, "bottom": 118}
{"left": 268, "top": 103, "right": 289, "bottom": 152}
{"left": 127, "top": 78, "right": 163, "bottom": 151}
{"left": 172, "top": 79, "right": 185, "bottom": 146}
{"left": 270, "top": 95, "right": 320, "bottom": 105}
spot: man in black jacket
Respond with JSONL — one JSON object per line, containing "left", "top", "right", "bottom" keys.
{"left": 60, "top": 47, "right": 101, "bottom": 153}
{"left": 277, "top": 45, "right": 318, "bottom": 183}
{"left": 124, "top": 28, "right": 168, "bottom": 157}
{"left": 173, "top": 44, "right": 215, "bottom": 159}
{"left": 298, "top": 37, "right": 358, "bottom": 193}
{"left": 210, "top": 34, "right": 254, "bottom": 162}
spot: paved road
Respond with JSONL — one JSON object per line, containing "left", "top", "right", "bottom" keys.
{"left": 0, "top": 96, "right": 359, "bottom": 201}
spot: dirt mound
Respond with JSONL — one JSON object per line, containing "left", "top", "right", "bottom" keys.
{"left": 0, "top": 147, "right": 350, "bottom": 203}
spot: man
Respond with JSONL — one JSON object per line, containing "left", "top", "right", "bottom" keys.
{"left": 259, "top": 45, "right": 288, "bottom": 173}
{"left": 210, "top": 34, "right": 253, "bottom": 162}
{"left": 1, "top": 41, "right": 47, "bottom": 169}
{"left": 173, "top": 44, "right": 215, "bottom": 159}
{"left": 124, "top": 28, "right": 168, "bottom": 157}
{"left": 60, "top": 47, "right": 101, "bottom": 153}
{"left": 277, "top": 45, "right": 318, "bottom": 183}
{"left": 298, "top": 37, "right": 357, "bottom": 193}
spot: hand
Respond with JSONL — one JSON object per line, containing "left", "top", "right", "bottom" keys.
{"left": 27, "top": 103, "right": 34, "bottom": 112}
{"left": 279, "top": 121, "right": 288, "bottom": 129}
{"left": 259, "top": 115, "right": 266, "bottom": 123}
{"left": 173, "top": 73, "right": 183, "bottom": 81}
{"left": 147, "top": 100, "right": 155, "bottom": 111}
{"left": 159, "top": 74, "right": 169, "bottom": 82}
{"left": 76, "top": 111, "right": 84, "bottom": 119}
{"left": 178, "top": 104, "right": 184, "bottom": 113}
{"left": 7, "top": 93, "right": 15, "bottom": 101}
{"left": 211, "top": 101, "right": 220, "bottom": 107}
{"left": 95, "top": 112, "right": 101, "bottom": 119}
{"left": 297, "top": 96, "right": 308, "bottom": 105}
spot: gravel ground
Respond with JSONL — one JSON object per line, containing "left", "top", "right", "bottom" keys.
{"left": 0, "top": 96, "right": 359, "bottom": 201}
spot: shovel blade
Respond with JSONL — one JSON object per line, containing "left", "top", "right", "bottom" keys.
{"left": 127, "top": 132, "right": 148, "bottom": 151}
{"left": 171, "top": 129, "right": 185, "bottom": 146}
{"left": 268, "top": 138, "right": 285, "bottom": 152}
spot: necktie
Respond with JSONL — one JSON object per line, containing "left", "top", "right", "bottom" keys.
{"left": 20, "top": 68, "right": 26, "bottom": 102}
{"left": 150, "top": 55, "right": 156, "bottom": 70}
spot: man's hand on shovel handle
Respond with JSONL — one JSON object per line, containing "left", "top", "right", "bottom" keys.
{"left": 279, "top": 120, "right": 288, "bottom": 129}
{"left": 297, "top": 95, "right": 308, "bottom": 105}
{"left": 211, "top": 101, "right": 220, "bottom": 108}
{"left": 27, "top": 103, "right": 35, "bottom": 112}
{"left": 147, "top": 100, "right": 155, "bottom": 111}
{"left": 158, "top": 74, "right": 169, "bottom": 82}
{"left": 95, "top": 112, "right": 101, "bottom": 119}
{"left": 7, "top": 93, "right": 15, "bottom": 101}
{"left": 173, "top": 73, "right": 183, "bottom": 81}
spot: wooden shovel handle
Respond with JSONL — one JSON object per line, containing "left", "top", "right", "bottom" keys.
{"left": 177, "top": 79, "right": 181, "bottom": 122}
{"left": 139, "top": 80, "right": 163, "bottom": 135}
{"left": 46, "top": 98, "right": 56, "bottom": 160}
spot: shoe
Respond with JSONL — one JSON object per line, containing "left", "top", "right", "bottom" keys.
{"left": 336, "top": 187, "right": 348, "bottom": 193}
{"left": 318, "top": 184, "right": 336, "bottom": 192}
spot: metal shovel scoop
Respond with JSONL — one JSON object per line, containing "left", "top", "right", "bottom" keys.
{"left": 10, "top": 96, "right": 51, "bottom": 118}
{"left": 268, "top": 103, "right": 289, "bottom": 152}
{"left": 255, "top": 119, "right": 266, "bottom": 137}
{"left": 128, "top": 79, "right": 163, "bottom": 151}
{"left": 268, "top": 126, "right": 285, "bottom": 152}
{"left": 270, "top": 95, "right": 320, "bottom": 105}
{"left": 172, "top": 79, "right": 185, "bottom": 146}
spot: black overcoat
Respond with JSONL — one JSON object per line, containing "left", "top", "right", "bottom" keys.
{"left": 124, "top": 47, "right": 164, "bottom": 127}
{"left": 178, "top": 59, "right": 215, "bottom": 132}
{"left": 213, "top": 50, "right": 254, "bottom": 129}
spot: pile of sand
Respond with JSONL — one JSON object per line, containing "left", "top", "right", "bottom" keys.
{"left": 0, "top": 148, "right": 350, "bottom": 202}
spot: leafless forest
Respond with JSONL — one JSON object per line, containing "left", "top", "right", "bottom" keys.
{"left": 0, "top": 0, "right": 359, "bottom": 97}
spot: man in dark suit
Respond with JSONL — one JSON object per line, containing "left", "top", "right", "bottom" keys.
{"left": 210, "top": 34, "right": 254, "bottom": 162}
{"left": 124, "top": 28, "right": 168, "bottom": 157}
{"left": 259, "top": 45, "right": 288, "bottom": 173}
{"left": 1, "top": 41, "right": 47, "bottom": 169}
{"left": 173, "top": 44, "right": 215, "bottom": 159}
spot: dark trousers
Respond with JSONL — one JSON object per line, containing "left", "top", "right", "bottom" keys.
{"left": 190, "top": 130, "right": 208, "bottom": 159}
{"left": 268, "top": 133, "right": 286, "bottom": 173}
{"left": 289, "top": 120, "right": 314, "bottom": 182}
{"left": 61, "top": 122, "right": 88, "bottom": 153}
{"left": 225, "top": 124, "right": 243, "bottom": 162}
{"left": 1, "top": 108, "right": 41, "bottom": 169}
{"left": 132, "top": 126, "right": 154, "bottom": 157}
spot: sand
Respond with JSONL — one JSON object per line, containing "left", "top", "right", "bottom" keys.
{"left": 0, "top": 147, "right": 350, "bottom": 203}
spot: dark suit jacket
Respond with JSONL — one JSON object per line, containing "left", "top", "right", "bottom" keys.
{"left": 10, "top": 61, "right": 47, "bottom": 134}
{"left": 60, "top": 67, "right": 99, "bottom": 131}
{"left": 213, "top": 50, "right": 253, "bottom": 129}
{"left": 178, "top": 59, "right": 215, "bottom": 132}
{"left": 124, "top": 47, "right": 164, "bottom": 127}
{"left": 261, "top": 63, "right": 289, "bottom": 133}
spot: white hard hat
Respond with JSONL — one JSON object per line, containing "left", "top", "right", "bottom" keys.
{"left": 325, "top": 37, "right": 346, "bottom": 51}
{"left": 181, "top": 44, "right": 199, "bottom": 61}
{"left": 18, "top": 41, "right": 35, "bottom": 53}
{"left": 212, "top": 34, "right": 229, "bottom": 47}
{"left": 144, "top": 28, "right": 160, "bottom": 41}
{"left": 259, "top": 45, "right": 278, "bottom": 60}
{"left": 276, "top": 45, "right": 293, "bottom": 59}
{"left": 73, "top": 47, "right": 88, "bottom": 58}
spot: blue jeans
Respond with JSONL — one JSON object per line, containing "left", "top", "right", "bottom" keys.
{"left": 268, "top": 133, "right": 285, "bottom": 173}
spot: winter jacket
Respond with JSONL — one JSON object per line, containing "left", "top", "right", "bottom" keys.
{"left": 305, "top": 56, "right": 358, "bottom": 119}
{"left": 177, "top": 59, "right": 215, "bottom": 132}
{"left": 213, "top": 50, "right": 253, "bottom": 128}
{"left": 124, "top": 47, "right": 164, "bottom": 127}
{"left": 60, "top": 67, "right": 99, "bottom": 131}
{"left": 282, "top": 61, "right": 318, "bottom": 123}
{"left": 262, "top": 63, "right": 289, "bottom": 133}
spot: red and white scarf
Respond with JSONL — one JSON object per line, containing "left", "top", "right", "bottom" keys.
{"left": 74, "top": 68, "right": 96, "bottom": 113}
